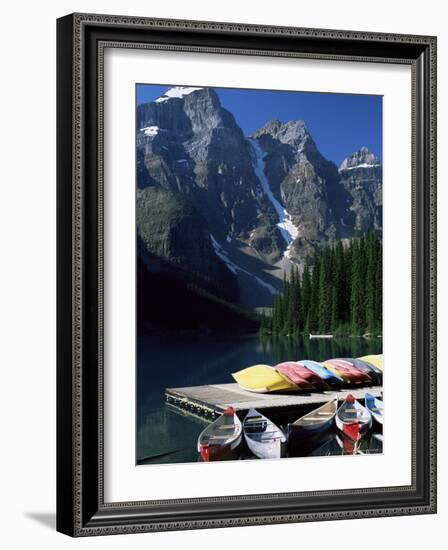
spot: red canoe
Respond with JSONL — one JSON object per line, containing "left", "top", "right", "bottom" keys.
{"left": 274, "top": 362, "right": 314, "bottom": 390}
{"left": 275, "top": 362, "right": 329, "bottom": 390}
{"left": 325, "top": 359, "right": 372, "bottom": 385}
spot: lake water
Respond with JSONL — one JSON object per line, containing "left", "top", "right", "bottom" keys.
{"left": 137, "top": 333, "right": 383, "bottom": 465}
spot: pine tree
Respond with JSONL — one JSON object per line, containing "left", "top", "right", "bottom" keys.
{"left": 294, "top": 268, "right": 302, "bottom": 333}
{"left": 318, "top": 248, "right": 332, "bottom": 333}
{"left": 334, "top": 240, "right": 347, "bottom": 324}
{"left": 301, "top": 265, "right": 312, "bottom": 332}
{"left": 350, "top": 238, "right": 364, "bottom": 334}
{"left": 285, "top": 268, "right": 296, "bottom": 334}
{"left": 310, "top": 259, "right": 320, "bottom": 332}
{"left": 359, "top": 235, "right": 367, "bottom": 329}
{"left": 375, "top": 236, "right": 383, "bottom": 334}
{"left": 272, "top": 295, "right": 282, "bottom": 334}
{"left": 268, "top": 233, "right": 382, "bottom": 337}
{"left": 331, "top": 285, "right": 338, "bottom": 331}
{"left": 365, "top": 232, "right": 377, "bottom": 335}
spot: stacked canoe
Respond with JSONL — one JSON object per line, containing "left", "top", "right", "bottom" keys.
{"left": 232, "top": 355, "right": 383, "bottom": 393}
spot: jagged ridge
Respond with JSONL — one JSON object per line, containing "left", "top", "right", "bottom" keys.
{"left": 136, "top": 87, "right": 382, "bottom": 311}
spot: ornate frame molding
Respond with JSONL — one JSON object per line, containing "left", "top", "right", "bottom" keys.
{"left": 57, "top": 13, "right": 437, "bottom": 537}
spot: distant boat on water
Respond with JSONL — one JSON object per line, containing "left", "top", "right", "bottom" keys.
{"left": 309, "top": 334, "right": 333, "bottom": 339}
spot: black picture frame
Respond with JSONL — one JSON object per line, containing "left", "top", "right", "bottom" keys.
{"left": 57, "top": 13, "right": 437, "bottom": 536}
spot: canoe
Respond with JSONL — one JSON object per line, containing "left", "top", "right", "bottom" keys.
{"left": 232, "top": 365, "right": 299, "bottom": 393}
{"left": 243, "top": 409, "right": 286, "bottom": 459}
{"left": 335, "top": 394, "right": 372, "bottom": 441}
{"left": 287, "top": 397, "right": 338, "bottom": 443}
{"left": 325, "top": 359, "right": 372, "bottom": 385}
{"left": 299, "top": 360, "right": 344, "bottom": 385}
{"left": 197, "top": 407, "right": 242, "bottom": 461}
{"left": 338, "top": 357, "right": 383, "bottom": 385}
{"left": 275, "top": 361, "right": 330, "bottom": 390}
{"left": 274, "top": 362, "right": 315, "bottom": 390}
{"left": 358, "top": 355, "right": 384, "bottom": 371}
{"left": 365, "top": 392, "right": 384, "bottom": 426}
{"left": 330, "top": 358, "right": 373, "bottom": 384}
{"left": 322, "top": 362, "right": 352, "bottom": 383}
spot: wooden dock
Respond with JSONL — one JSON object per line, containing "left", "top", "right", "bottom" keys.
{"left": 165, "top": 383, "right": 383, "bottom": 420}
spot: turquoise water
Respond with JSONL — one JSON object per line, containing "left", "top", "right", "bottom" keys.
{"left": 137, "top": 334, "right": 383, "bottom": 464}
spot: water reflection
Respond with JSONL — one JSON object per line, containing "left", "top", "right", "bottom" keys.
{"left": 259, "top": 334, "right": 382, "bottom": 365}
{"left": 196, "top": 428, "right": 383, "bottom": 462}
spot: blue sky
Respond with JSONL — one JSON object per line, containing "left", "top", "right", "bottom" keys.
{"left": 137, "top": 84, "right": 382, "bottom": 167}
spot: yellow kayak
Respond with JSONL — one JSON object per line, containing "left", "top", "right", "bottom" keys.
{"left": 322, "top": 362, "right": 352, "bottom": 383}
{"left": 358, "top": 355, "right": 384, "bottom": 371}
{"left": 232, "top": 365, "right": 299, "bottom": 393}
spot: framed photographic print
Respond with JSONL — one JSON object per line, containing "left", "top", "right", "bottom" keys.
{"left": 56, "top": 13, "right": 437, "bottom": 536}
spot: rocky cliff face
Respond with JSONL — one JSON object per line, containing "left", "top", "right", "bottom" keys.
{"left": 339, "top": 147, "right": 382, "bottom": 233}
{"left": 136, "top": 87, "right": 382, "bottom": 311}
{"left": 251, "top": 120, "right": 355, "bottom": 260}
{"left": 136, "top": 87, "right": 282, "bottom": 309}
{"left": 137, "top": 87, "right": 274, "bottom": 238}
{"left": 136, "top": 186, "right": 239, "bottom": 302}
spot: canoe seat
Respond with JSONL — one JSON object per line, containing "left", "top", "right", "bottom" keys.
{"left": 244, "top": 420, "right": 268, "bottom": 430}
{"left": 217, "top": 424, "right": 236, "bottom": 430}
{"left": 245, "top": 425, "right": 268, "bottom": 432}
{"left": 317, "top": 412, "right": 335, "bottom": 416}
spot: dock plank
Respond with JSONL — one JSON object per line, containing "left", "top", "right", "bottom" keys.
{"left": 166, "top": 383, "right": 383, "bottom": 418}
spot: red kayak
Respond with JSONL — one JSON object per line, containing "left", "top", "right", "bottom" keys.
{"left": 275, "top": 362, "right": 329, "bottom": 390}
{"left": 325, "top": 359, "right": 372, "bottom": 385}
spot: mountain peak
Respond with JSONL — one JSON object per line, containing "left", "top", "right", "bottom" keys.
{"left": 252, "top": 119, "right": 283, "bottom": 136}
{"left": 251, "top": 119, "right": 312, "bottom": 150}
{"left": 155, "top": 86, "right": 204, "bottom": 103}
{"left": 137, "top": 86, "right": 236, "bottom": 137}
{"left": 339, "top": 147, "right": 380, "bottom": 171}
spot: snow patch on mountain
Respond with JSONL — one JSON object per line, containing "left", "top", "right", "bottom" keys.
{"left": 339, "top": 147, "right": 381, "bottom": 172}
{"left": 140, "top": 125, "right": 159, "bottom": 136}
{"left": 155, "top": 87, "right": 203, "bottom": 103}
{"left": 210, "top": 235, "right": 237, "bottom": 274}
{"left": 210, "top": 235, "right": 277, "bottom": 295}
{"left": 342, "top": 163, "right": 381, "bottom": 171}
{"left": 250, "top": 139, "right": 299, "bottom": 257}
